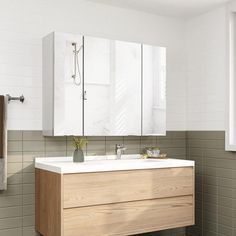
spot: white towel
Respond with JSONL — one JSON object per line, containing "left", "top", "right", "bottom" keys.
{"left": 0, "top": 95, "right": 7, "bottom": 190}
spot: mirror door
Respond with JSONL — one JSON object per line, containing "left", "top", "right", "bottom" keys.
{"left": 54, "top": 33, "right": 83, "bottom": 135}
{"left": 84, "top": 36, "right": 142, "bottom": 136}
{"left": 142, "top": 45, "right": 166, "bottom": 135}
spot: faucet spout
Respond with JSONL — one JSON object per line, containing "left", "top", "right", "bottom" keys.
{"left": 115, "top": 144, "right": 126, "bottom": 160}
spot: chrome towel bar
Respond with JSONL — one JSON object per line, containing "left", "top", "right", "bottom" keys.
{"left": 7, "top": 94, "right": 24, "bottom": 103}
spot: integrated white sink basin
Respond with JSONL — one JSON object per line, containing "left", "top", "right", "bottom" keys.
{"left": 35, "top": 154, "right": 194, "bottom": 174}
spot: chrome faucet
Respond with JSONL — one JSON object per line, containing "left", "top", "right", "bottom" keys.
{"left": 115, "top": 144, "right": 126, "bottom": 160}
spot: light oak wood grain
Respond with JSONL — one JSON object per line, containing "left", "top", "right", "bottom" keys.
{"left": 64, "top": 195, "right": 194, "bottom": 236}
{"left": 35, "top": 167, "right": 195, "bottom": 236}
{"left": 63, "top": 167, "right": 194, "bottom": 208}
{"left": 35, "top": 168, "right": 63, "bottom": 236}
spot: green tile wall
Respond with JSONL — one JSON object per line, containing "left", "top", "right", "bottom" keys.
{"left": 0, "top": 131, "right": 186, "bottom": 236}
{"left": 186, "top": 131, "right": 236, "bottom": 236}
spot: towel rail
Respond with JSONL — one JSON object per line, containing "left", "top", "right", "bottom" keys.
{"left": 7, "top": 94, "right": 24, "bottom": 103}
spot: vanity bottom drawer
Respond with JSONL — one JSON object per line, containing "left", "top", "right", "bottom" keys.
{"left": 63, "top": 195, "right": 194, "bottom": 236}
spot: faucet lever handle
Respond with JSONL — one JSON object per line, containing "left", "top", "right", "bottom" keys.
{"left": 116, "top": 144, "right": 126, "bottom": 150}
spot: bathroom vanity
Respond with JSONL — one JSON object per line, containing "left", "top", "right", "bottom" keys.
{"left": 35, "top": 156, "right": 195, "bottom": 236}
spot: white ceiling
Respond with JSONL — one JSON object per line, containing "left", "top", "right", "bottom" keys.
{"left": 87, "top": 0, "right": 229, "bottom": 18}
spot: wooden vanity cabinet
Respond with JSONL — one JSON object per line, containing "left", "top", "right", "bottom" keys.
{"left": 35, "top": 167, "right": 195, "bottom": 236}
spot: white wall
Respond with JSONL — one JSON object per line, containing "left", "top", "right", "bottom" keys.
{"left": 186, "top": 6, "right": 227, "bottom": 130}
{"left": 0, "top": 0, "right": 186, "bottom": 131}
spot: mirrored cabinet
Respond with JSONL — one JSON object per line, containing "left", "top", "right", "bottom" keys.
{"left": 42, "top": 32, "right": 166, "bottom": 136}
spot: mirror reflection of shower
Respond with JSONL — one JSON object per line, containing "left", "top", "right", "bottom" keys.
{"left": 71, "top": 42, "right": 83, "bottom": 86}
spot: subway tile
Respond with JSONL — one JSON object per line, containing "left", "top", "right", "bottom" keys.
{"left": 188, "top": 147, "right": 203, "bottom": 157}
{"left": 0, "top": 195, "right": 22, "bottom": 208}
{"left": 0, "top": 217, "right": 22, "bottom": 230}
{"left": 217, "top": 159, "right": 235, "bottom": 169}
{"left": 232, "top": 208, "right": 236, "bottom": 218}
{"left": 140, "top": 136, "right": 156, "bottom": 148}
{"left": 159, "top": 147, "right": 186, "bottom": 158}
{"left": 0, "top": 185, "right": 22, "bottom": 196}
{"left": 219, "top": 196, "right": 233, "bottom": 208}
{"left": 204, "top": 139, "right": 225, "bottom": 149}
{"left": 218, "top": 214, "right": 233, "bottom": 228}
{"left": 87, "top": 136, "right": 105, "bottom": 141}
{"left": 66, "top": 139, "right": 78, "bottom": 152}
{"left": 218, "top": 206, "right": 233, "bottom": 218}
{"left": 23, "top": 173, "right": 35, "bottom": 184}
{"left": 124, "top": 149, "right": 140, "bottom": 155}
{"left": 124, "top": 136, "right": 141, "bottom": 141}
{"left": 86, "top": 150, "right": 106, "bottom": 156}
{"left": 8, "top": 131, "right": 22, "bottom": 141}
{"left": 0, "top": 206, "right": 22, "bottom": 219}
{"left": 66, "top": 150, "right": 74, "bottom": 157}
{"left": 203, "top": 220, "right": 217, "bottom": 232}
{"left": 187, "top": 139, "right": 205, "bottom": 148}
{"left": 232, "top": 170, "right": 236, "bottom": 179}
{"left": 0, "top": 228, "right": 22, "bottom": 236}
{"left": 204, "top": 175, "right": 218, "bottom": 186}
{"left": 87, "top": 140, "right": 106, "bottom": 152}
{"left": 205, "top": 148, "right": 233, "bottom": 159}
{"left": 219, "top": 178, "right": 233, "bottom": 188}
{"left": 44, "top": 151, "right": 67, "bottom": 157}
{"left": 204, "top": 184, "right": 218, "bottom": 196}
{"left": 219, "top": 186, "right": 233, "bottom": 198}
{"left": 23, "top": 226, "right": 38, "bottom": 236}
{"left": 123, "top": 139, "right": 140, "bottom": 150}
{"left": 22, "top": 163, "right": 34, "bottom": 173}
{"left": 203, "top": 131, "right": 225, "bottom": 140}
{"left": 204, "top": 166, "right": 217, "bottom": 177}
{"left": 7, "top": 152, "right": 22, "bottom": 163}
{"left": 186, "top": 227, "right": 202, "bottom": 236}
{"left": 23, "top": 141, "right": 44, "bottom": 152}
{"left": 105, "top": 136, "right": 124, "bottom": 141}
{"left": 218, "top": 224, "right": 233, "bottom": 236}
{"left": 203, "top": 193, "right": 217, "bottom": 204}
{"left": 204, "top": 157, "right": 218, "bottom": 168}
{"left": 7, "top": 174, "right": 22, "bottom": 185}
{"left": 23, "top": 194, "right": 35, "bottom": 205}
{"left": 45, "top": 136, "right": 66, "bottom": 141}
{"left": 159, "top": 139, "right": 186, "bottom": 148}
{"left": 216, "top": 168, "right": 233, "bottom": 179}
{"left": 23, "top": 184, "right": 35, "bottom": 194}
{"left": 187, "top": 131, "right": 206, "bottom": 140}
{"left": 23, "top": 205, "right": 34, "bottom": 216}
{"left": 166, "top": 131, "right": 186, "bottom": 139}
{"left": 8, "top": 141, "right": 22, "bottom": 152}
{"left": 23, "top": 215, "right": 34, "bottom": 227}
{"left": 45, "top": 140, "right": 66, "bottom": 152}
{"left": 23, "top": 152, "right": 44, "bottom": 163}
{"left": 7, "top": 163, "right": 22, "bottom": 174}
{"left": 22, "top": 131, "right": 44, "bottom": 141}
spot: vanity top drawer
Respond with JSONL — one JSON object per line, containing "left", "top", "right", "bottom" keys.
{"left": 63, "top": 167, "right": 194, "bottom": 208}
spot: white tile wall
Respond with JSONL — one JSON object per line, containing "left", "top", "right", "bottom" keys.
{"left": 186, "top": 6, "right": 227, "bottom": 130}
{"left": 0, "top": 0, "right": 186, "bottom": 131}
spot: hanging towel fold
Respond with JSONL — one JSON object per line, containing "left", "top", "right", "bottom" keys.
{"left": 0, "top": 95, "right": 7, "bottom": 190}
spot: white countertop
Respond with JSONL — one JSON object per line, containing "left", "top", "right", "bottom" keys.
{"left": 35, "top": 155, "right": 194, "bottom": 174}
